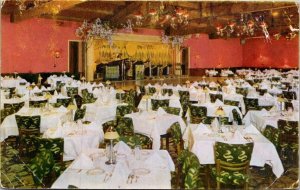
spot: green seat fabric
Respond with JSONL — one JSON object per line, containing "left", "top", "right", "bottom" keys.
{"left": 263, "top": 125, "right": 279, "bottom": 148}
{"left": 116, "top": 117, "right": 134, "bottom": 136}
{"left": 232, "top": 109, "right": 242, "bottom": 125}
{"left": 124, "top": 90, "right": 136, "bottom": 108}
{"left": 209, "top": 94, "right": 223, "bottom": 103}
{"left": 167, "top": 122, "right": 182, "bottom": 145}
{"left": 148, "top": 87, "right": 156, "bottom": 95}
{"left": 4, "top": 102, "right": 25, "bottom": 113}
{"left": 116, "top": 105, "right": 133, "bottom": 122}
{"left": 74, "top": 106, "right": 86, "bottom": 121}
{"left": 236, "top": 88, "right": 248, "bottom": 97}
{"left": 178, "top": 91, "right": 190, "bottom": 117}
{"left": 1, "top": 107, "right": 15, "bottom": 123}
{"left": 57, "top": 98, "right": 72, "bottom": 107}
{"left": 56, "top": 82, "right": 65, "bottom": 93}
{"left": 282, "top": 91, "right": 297, "bottom": 100}
{"left": 66, "top": 87, "right": 78, "bottom": 98}
{"left": 29, "top": 100, "right": 47, "bottom": 108}
{"left": 118, "top": 134, "right": 152, "bottom": 149}
{"left": 162, "top": 88, "right": 173, "bottom": 96}
{"left": 178, "top": 149, "right": 203, "bottom": 189}
{"left": 163, "top": 107, "right": 181, "bottom": 116}
{"left": 189, "top": 105, "right": 207, "bottom": 124}
{"left": 243, "top": 98, "right": 259, "bottom": 112}
{"left": 202, "top": 116, "right": 216, "bottom": 125}
{"left": 102, "top": 120, "right": 117, "bottom": 133}
{"left": 212, "top": 142, "right": 254, "bottom": 186}
{"left": 151, "top": 99, "right": 170, "bottom": 111}
{"left": 34, "top": 137, "right": 64, "bottom": 163}
{"left": 224, "top": 100, "right": 239, "bottom": 107}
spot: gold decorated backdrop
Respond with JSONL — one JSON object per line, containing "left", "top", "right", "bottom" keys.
{"left": 94, "top": 40, "right": 174, "bottom": 65}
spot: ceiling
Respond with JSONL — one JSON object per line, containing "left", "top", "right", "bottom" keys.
{"left": 2, "top": 1, "right": 299, "bottom": 38}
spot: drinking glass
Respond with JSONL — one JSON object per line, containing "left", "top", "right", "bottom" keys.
{"left": 134, "top": 145, "right": 141, "bottom": 160}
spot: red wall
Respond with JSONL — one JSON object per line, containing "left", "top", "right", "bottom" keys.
{"left": 1, "top": 15, "right": 79, "bottom": 73}
{"left": 184, "top": 34, "right": 243, "bottom": 68}
{"left": 242, "top": 37, "right": 299, "bottom": 68}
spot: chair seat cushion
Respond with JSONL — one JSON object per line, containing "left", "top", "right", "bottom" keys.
{"left": 211, "top": 167, "right": 249, "bottom": 185}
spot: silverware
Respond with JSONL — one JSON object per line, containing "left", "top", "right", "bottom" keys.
{"left": 130, "top": 174, "right": 134, "bottom": 184}
{"left": 127, "top": 173, "right": 133, "bottom": 184}
{"left": 105, "top": 173, "right": 112, "bottom": 183}
{"left": 135, "top": 176, "right": 139, "bottom": 183}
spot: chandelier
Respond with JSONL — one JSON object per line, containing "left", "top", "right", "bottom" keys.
{"left": 133, "top": 2, "right": 189, "bottom": 29}
{"left": 76, "top": 18, "right": 114, "bottom": 46}
{"left": 216, "top": 13, "right": 271, "bottom": 42}
{"left": 161, "top": 32, "right": 184, "bottom": 48}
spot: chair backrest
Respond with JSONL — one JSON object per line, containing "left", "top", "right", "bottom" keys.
{"left": 74, "top": 106, "right": 86, "bottom": 121}
{"left": 224, "top": 100, "right": 239, "bottom": 107}
{"left": 57, "top": 98, "right": 72, "bottom": 107}
{"left": 178, "top": 91, "right": 190, "bottom": 101}
{"left": 163, "top": 106, "right": 181, "bottom": 116}
{"left": 189, "top": 105, "right": 207, "bottom": 124}
{"left": 151, "top": 99, "right": 170, "bottom": 111}
{"left": 66, "top": 87, "right": 78, "bottom": 97}
{"left": 124, "top": 90, "right": 136, "bottom": 107}
{"left": 116, "top": 105, "right": 133, "bottom": 120}
{"left": 277, "top": 119, "right": 298, "bottom": 144}
{"left": 0, "top": 107, "right": 15, "bottom": 123}
{"left": 167, "top": 122, "right": 182, "bottom": 144}
{"left": 74, "top": 94, "right": 83, "bottom": 109}
{"left": 4, "top": 102, "right": 25, "bottom": 113}
{"left": 209, "top": 93, "right": 223, "bottom": 103}
{"left": 215, "top": 142, "right": 254, "bottom": 164}
{"left": 283, "top": 91, "right": 297, "bottom": 100}
{"left": 116, "top": 117, "right": 134, "bottom": 136}
{"left": 243, "top": 98, "right": 259, "bottom": 110}
{"left": 34, "top": 137, "right": 64, "bottom": 163}
{"left": 232, "top": 109, "right": 242, "bottom": 125}
{"left": 162, "top": 88, "right": 173, "bottom": 96}
{"left": 15, "top": 115, "right": 41, "bottom": 130}
{"left": 81, "top": 89, "right": 89, "bottom": 97}
{"left": 236, "top": 87, "right": 248, "bottom": 97}
{"left": 148, "top": 87, "right": 156, "bottom": 94}
{"left": 178, "top": 149, "right": 202, "bottom": 189}
{"left": 263, "top": 125, "right": 279, "bottom": 148}
{"left": 29, "top": 100, "right": 47, "bottom": 108}
{"left": 257, "top": 88, "right": 267, "bottom": 96}
{"left": 102, "top": 120, "right": 117, "bottom": 133}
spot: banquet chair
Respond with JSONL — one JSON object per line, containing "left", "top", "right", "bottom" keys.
{"left": 161, "top": 122, "right": 183, "bottom": 157}
{"left": 29, "top": 100, "right": 48, "bottom": 108}
{"left": 43, "top": 89, "right": 55, "bottom": 95}
{"left": 202, "top": 116, "right": 216, "bottom": 125}
{"left": 258, "top": 105, "right": 273, "bottom": 111}
{"left": 1, "top": 108, "right": 18, "bottom": 153}
{"left": 163, "top": 106, "right": 181, "bottom": 116}
{"left": 243, "top": 98, "right": 259, "bottom": 113}
{"left": 81, "top": 89, "right": 89, "bottom": 97}
{"left": 177, "top": 149, "right": 203, "bottom": 189}
{"left": 211, "top": 142, "right": 254, "bottom": 190}
{"left": 116, "top": 117, "right": 134, "bottom": 136}
{"left": 257, "top": 89, "right": 267, "bottom": 96}
{"left": 151, "top": 99, "right": 170, "bottom": 111}
{"left": 236, "top": 87, "right": 248, "bottom": 97}
{"left": 224, "top": 100, "right": 240, "bottom": 107}
{"left": 209, "top": 87, "right": 218, "bottom": 91}
{"left": 282, "top": 91, "right": 297, "bottom": 100}
{"left": 277, "top": 119, "right": 299, "bottom": 168}
{"left": 245, "top": 80, "right": 254, "bottom": 86}
{"left": 56, "top": 98, "right": 72, "bottom": 107}
{"left": 263, "top": 125, "right": 279, "bottom": 149}
{"left": 74, "top": 106, "right": 86, "bottom": 122}
{"left": 56, "top": 81, "right": 65, "bottom": 93}
{"left": 124, "top": 89, "right": 137, "bottom": 108}
{"left": 209, "top": 93, "right": 223, "bottom": 103}
{"left": 116, "top": 105, "right": 133, "bottom": 122}
{"left": 82, "top": 92, "right": 97, "bottom": 104}
{"left": 162, "top": 88, "right": 173, "bottom": 96}
{"left": 284, "top": 101, "right": 294, "bottom": 111}
{"left": 232, "top": 109, "right": 243, "bottom": 125}
{"left": 4, "top": 102, "right": 25, "bottom": 113}
{"left": 115, "top": 92, "right": 126, "bottom": 101}
{"left": 271, "top": 76, "right": 281, "bottom": 82}
{"left": 148, "top": 87, "right": 156, "bottom": 95}
{"left": 66, "top": 87, "right": 78, "bottom": 98}
{"left": 102, "top": 120, "right": 117, "bottom": 133}
{"left": 138, "top": 85, "right": 146, "bottom": 95}
{"left": 0, "top": 107, "right": 15, "bottom": 123}
{"left": 253, "top": 79, "right": 262, "bottom": 83}
{"left": 189, "top": 105, "right": 207, "bottom": 124}
{"left": 178, "top": 90, "right": 190, "bottom": 117}
{"left": 15, "top": 115, "right": 41, "bottom": 156}
{"left": 34, "top": 92, "right": 44, "bottom": 96}
{"left": 74, "top": 94, "right": 83, "bottom": 109}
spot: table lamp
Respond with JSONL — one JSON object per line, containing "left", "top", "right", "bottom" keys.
{"left": 215, "top": 106, "right": 226, "bottom": 130}
{"left": 104, "top": 126, "right": 119, "bottom": 165}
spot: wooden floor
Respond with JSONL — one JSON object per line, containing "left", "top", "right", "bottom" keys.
{"left": 97, "top": 75, "right": 228, "bottom": 90}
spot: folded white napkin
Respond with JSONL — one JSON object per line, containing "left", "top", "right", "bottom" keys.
{"left": 194, "top": 123, "right": 212, "bottom": 135}
{"left": 114, "top": 141, "right": 132, "bottom": 156}
{"left": 54, "top": 90, "right": 58, "bottom": 96}
{"left": 211, "top": 118, "right": 219, "bottom": 132}
{"left": 264, "top": 93, "right": 273, "bottom": 99}
{"left": 232, "top": 130, "right": 247, "bottom": 143}
{"left": 209, "top": 82, "right": 216, "bottom": 87}
{"left": 243, "top": 124, "right": 260, "bottom": 134}
{"left": 41, "top": 86, "right": 46, "bottom": 91}
{"left": 157, "top": 107, "right": 167, "bottom": 115}
{"left": 145, "top": 152, "right": 168, "bottom": 169}
{"left": 71, "top": 153, "right": 94, "bottom": 170}
{"left": 57, "top": 105, "right": 67, "bottom": 112}
{"left": 108, "top": 161, "right": 130, "bottom": 185}
{"left": 215, "top": 99, "right": 224, "bottom": 106}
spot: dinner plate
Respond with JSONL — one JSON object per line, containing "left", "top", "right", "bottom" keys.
{"left": 133, "top": 168, "right": 150, "bottom": 176}
{"left": 86, "top": 168, "right": 105, "bottom": 176}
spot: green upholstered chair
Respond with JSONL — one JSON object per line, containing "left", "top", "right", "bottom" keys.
{"left": 1, "top": 107, "right": 15, "bottom": 123}
{"left": 236, "top": 87, "right": 248, "bottom": 97}
{"left": 151, "top": 99, "right": 170, "bottom": 111}
{"left": 277, "top": 119, "right": 299, "bottom": 167}
{"left": 257, "top": 88, "right": 267, "bottom": 96}
{"left": 162, "top": 88, "right": 173, "bottom": 96}
{"left": 224, "top": 100, "right": 239, "bottom": 107}
{"left": 163, "top": 122, "right": 183, "bottom": 157}
{"left": 74, "top": 106, "right": 86, "bottom": 121}
{"left": 178, "top": 90, "right": 190, "bottom": 117}
{"left": 177, "top": 149, "right": 203, "bottom": 189}
{"left": 211, "top": 142, "right": 254, "bottom": 190}
{"left": 282, "top": 91, "right": 297, "bottom": 100}
{"left": 209, "top": 93, "right": 223, "bottom": 103}
{"left": 66, "top": 87, "right": 78, "bottom": 98}
{"left": 189, "top": 105, "right": 207, "bottom": 124}
{"left": 243, "top": 98, "right": 259, "bottom": 113}
{"left": 263, "top": 125, "right": 279, "bottom": 149}
{"left": 74, "top": 94, "right": 83, "bottom": 109}
{"left": 163, "top": 106, "right": 181, "bottom": 116}
{"left": 116, "top": 105, "right": 133, "bottom": 122}
{"left": 102, "top": 120, "right": 117, "bottom": 133}
{"left": 124, "top": 89, "right": 137, "bottom": 108}
{"left": 4, "top": 102, "right": 25, "bottom": 113}
{"left": 232, "top": 109, "right": 242, "bottom": 125}
{"left": 148, "top": 87, "right": 156, "bottom": 95}
{"left": 82, "top": 93, "right": 97, "bottom": 104}
{"left": 15, "top": 115, "right": 41, "bottom": 156}
{"left": 56, "top": 81, "right": 65, "bottom": 93}
{"left": 29, "top": 100, "right": 47, "bottom": 108}
{"left": 56, "top": 98, "right": 72, "bottom": 107}
{"left": 202, "top": 116, "right": 216, "bottom": 125}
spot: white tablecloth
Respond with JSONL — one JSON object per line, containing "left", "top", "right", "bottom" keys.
{"left": 51, "top": 148, "right": 174, "bottom": 189}
{"left": 43, "top": 121, "right": 104, "bottom": 161}
{"left": 0, "top": 107, "right": 70, "bottom": 142}
{"left": 185, "top": 123, "right": 284, "bottom": 178}
{"left": 126, "top": 111, "right": 186, "bottom": 150}
{"left": 1, "top": 77, "right": 27, "bottom": 88}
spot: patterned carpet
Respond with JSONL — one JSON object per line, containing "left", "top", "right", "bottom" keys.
{"left": 1, "top": 142, "right": 298, "bottom": 189}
